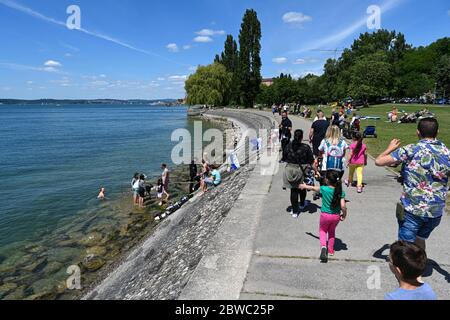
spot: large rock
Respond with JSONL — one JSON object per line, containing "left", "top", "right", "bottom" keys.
{"left": 79, "top": 232, "right": 104, "bottom": 247}
{"left": 22, "top": 257, "right": 48, "bottom": 273}
{"left": 85, "top": 246, "right": 107, "bottom": 257}
{"left": 42, "top": 261, "right": 64, "bottom": 275}
{"left": 0, "top": 283, "right": 18, "bottom": 298}
{"left": 24, "top": 244, "right": 45, "bottom": 255}
{"left": 2, "top": 285, "right": 26, "bottom": 300}
{"left": 82, "top": 255, "right": 105, "bottom": 272}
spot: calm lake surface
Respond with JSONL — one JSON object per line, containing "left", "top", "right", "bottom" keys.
{"left": 0, "top": 104, "right": 212, "bottom": 299}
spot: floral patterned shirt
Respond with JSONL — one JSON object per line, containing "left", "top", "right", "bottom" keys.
{"left": 391, "top": 139, "right": 450, "bottom": 218}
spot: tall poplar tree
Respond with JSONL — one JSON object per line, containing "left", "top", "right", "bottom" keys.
{"left": 238, "top": 9, "right": 262, "bottom": 108}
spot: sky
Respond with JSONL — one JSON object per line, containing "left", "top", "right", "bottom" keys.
{"left": 0, "top": 0, "right": 449, "bottom": 100}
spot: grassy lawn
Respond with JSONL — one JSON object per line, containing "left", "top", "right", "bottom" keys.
{"left": 300, "top": 103, "right": 450, "bottom": 214}
{"left": 304, "top": 103, "right": 450, "bottom": 158}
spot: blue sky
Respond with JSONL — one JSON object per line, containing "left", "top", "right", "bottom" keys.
{"left": 0, "top": 0, "right": 449, "bottom": 99}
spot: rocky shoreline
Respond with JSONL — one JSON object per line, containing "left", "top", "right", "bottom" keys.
{"left": 81, "top": 110, "right": 269, "bottom": 300}
{"left": 0, "top": 114, "right": 237, "bottom": 301}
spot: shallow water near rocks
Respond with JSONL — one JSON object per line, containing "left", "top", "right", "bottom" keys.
{"left": 0, "top": 104, "right": 219, "bottom": 300}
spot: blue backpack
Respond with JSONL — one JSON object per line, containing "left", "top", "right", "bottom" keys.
{"left": 326, "top": 140, "right": 345, "bottom": 171}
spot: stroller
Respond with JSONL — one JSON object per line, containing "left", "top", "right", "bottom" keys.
{"left": 361, "top": 116, "right": 380, "bottom": 138}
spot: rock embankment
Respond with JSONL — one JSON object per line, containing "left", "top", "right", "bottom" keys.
{"left": 84, "top": 165, "right": 254, "bottom": 300}
{"left": 83, "top": 109, "right": 274, "bottom": 300}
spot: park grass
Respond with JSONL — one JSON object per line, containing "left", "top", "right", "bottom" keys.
{"left": 306, "top": 104, "right": 450, "bottom": 158}
{"left": 305, "top": 103, "right": 450, "bottom": 215}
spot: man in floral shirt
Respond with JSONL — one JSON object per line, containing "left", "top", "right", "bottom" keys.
{"left": 376, "top": 118, "right": 450, "bottom": 251}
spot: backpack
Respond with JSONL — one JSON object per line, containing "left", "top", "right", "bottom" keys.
{"left": 326, "top": 140, "right": 345, "bottom": 171}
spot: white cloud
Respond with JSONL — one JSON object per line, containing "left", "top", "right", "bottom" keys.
{"left": 289, "top": 0, "right": 403, "bottom": 54}
{"left": 183, "top": 45, "right": 192, "bottom": 50}
{"left": 64, "top": 53, "right": 72, "bottom": 57}
{"left": 293, "top": 58, "right": 320, "bottom": 65}
{"left": 194, "top": 36, "right": 213, "bottom": 43}
{"left": 196, "top": 29, "right": 225, "bottom": 36}
{"left": 282, "top": 12, "right": 312, "bottom": 25}
{"left": 44, "top": 60, "right": 62, "bottom": 67}
{"left": 0, "top": 62, "right": 65, "bottom": 74}
{"left": 188, "top": 66, "right": 198, "bottom": 72}
{"left": 43, "top": 67, "right": 58, "bottom": 72}
{"left": 157, "top": 77, "right": 165, "bottom": 81}
{"left": 300, "top": 70, "right": 323, "bottom": 77}
{"left": 272, "top": 57, "right": 288, "bottom": 64}
{"left": 169, "top": 75, "right": 188, "bottom": 81}
{"left": 167, "top": 43, "right": 179, "bottom": 52}
{"left": 26, "top": 80, "right": 34, "bottom": 85}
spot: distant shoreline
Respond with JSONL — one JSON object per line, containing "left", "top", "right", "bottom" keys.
{"left": 0, "top": 99, "right": 185, "bottom": 106}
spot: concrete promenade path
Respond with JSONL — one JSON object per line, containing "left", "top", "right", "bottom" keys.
{"left": 180, "top": 110, "right": 450, "bottom": 300}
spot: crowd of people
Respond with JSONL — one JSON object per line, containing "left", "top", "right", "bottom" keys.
{"left": 130, "top": 164, "right": 171, "bottom": 209}
{"left": 277, "top": 109, "right": 450, "bottom": 300}
{"left": 127, "top": 157, "right": 224, "bottom": 210}
{"left": 388, "top": 106, "right": 435, "bottom": 124}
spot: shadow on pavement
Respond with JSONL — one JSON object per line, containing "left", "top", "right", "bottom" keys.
{"left": 424, "top": 259, "right": 450, "bottom": 283}
{"left": 305, "top": 232, "right": 348, "bottom": 252}
{"left": 374, "top": 244, "right": 450, "bottom": 283}
{"left": 373, "top": 244, "right": 390, "bottom": 261}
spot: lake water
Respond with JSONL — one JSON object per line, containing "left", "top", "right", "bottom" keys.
{"left": 0, "top": 104, "right": 213, "bottom": 299}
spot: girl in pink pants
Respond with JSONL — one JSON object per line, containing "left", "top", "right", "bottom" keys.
{"left": 300, "top": 170, "right": 348, "bottom": 263}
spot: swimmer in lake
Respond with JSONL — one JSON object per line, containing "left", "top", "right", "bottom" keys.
{"left": 98, "top": 187, "right": 106, "bottom": 200}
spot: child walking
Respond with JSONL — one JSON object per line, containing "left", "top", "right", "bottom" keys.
{"left": 346, "top": 132, "right": 367, "bottom": 193}
{"left": 300, "top": 170, "right": 348, "bottom": 263}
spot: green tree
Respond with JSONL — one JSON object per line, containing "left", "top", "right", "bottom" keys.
{"left": 217, "top": 35, "right": 240, "bottom": 105}
{"left": 185, "top": 63, "right": 232, "bottom": 106}
{"left": 238, "top": 9, "right": 262, "bottom": 108}
{"left": 348, "top": 52, "right": 392, "bottom": 101}
{"left": 436, "top": 55, "right": 450, "bottom": 98}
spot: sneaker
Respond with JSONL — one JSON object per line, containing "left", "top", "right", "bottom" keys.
{"left": 357, "top": 187, "right": 363, "bottom": 193}
{"left": 155, "top": 216, "right": 161, "bottom": 221}
{"left": 161, "top": 213, "right": 167, "bottom": 219}
{"left": 329, "top": 252, "right": 335, "bottom": 257}
{"left": 292, "top": 213, "right": 299, "bottom": 219}
{"left": 344, "top": 179, "right": 350, "bottom": 187}
{"left": 286, "top": 206, "right": 293, "bottom": 213}
{"left": 320, "top": 247, "right": 328, "bottom": 263}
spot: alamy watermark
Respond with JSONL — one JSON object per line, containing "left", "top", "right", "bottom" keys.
{"left": 66, "top": 265, "right": 82, "bottom": 290}
{"left": 170, "top": 121, "right": 280, "bottom": 176}
{"left": 366, "top": 265, "right": 382, "bottom": 290}
{"left": 367, "top": 5, "right": 382, "bottom": 30}
{"left": 66, "top": 5, "right": 81, "bottom": 30}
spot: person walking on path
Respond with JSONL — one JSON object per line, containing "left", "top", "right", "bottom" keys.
{"left": 283, "top": 129, "right": 315, "bottom": 218}
{"left": 345, "top": 132, "right": 367, "bottom": 193}
{"left": 309, "top": 110, "right": 329, "bottom": 158}
{"left": 375, "top": 118, "right": 450, "bottom": 251}
{"left": 300, "top": 170, "right": 348, "bottom": 263}
{"left": 279, "top": 111, "right": 293, "bottom": 163}
{"left": 385, "top": 241, "right": 437, "bottom": 300}
{"left": 318, "top": 125, "right": 349, "bottom": 179}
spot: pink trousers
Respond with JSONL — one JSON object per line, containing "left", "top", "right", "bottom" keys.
{"left": 319, "top": 212, "right": 341, "bottom": 253}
